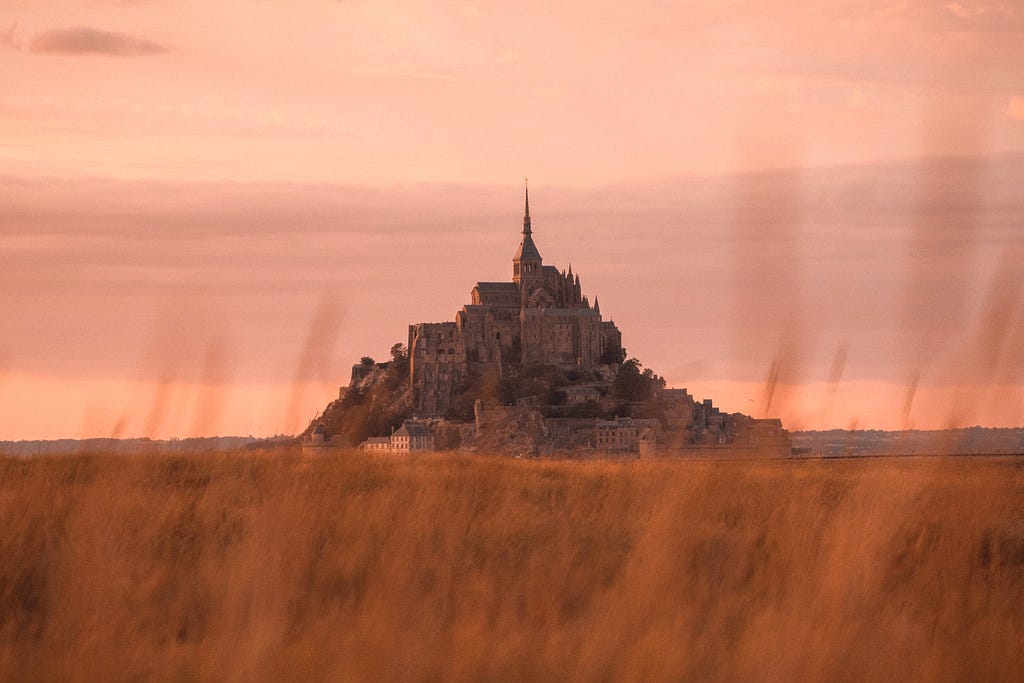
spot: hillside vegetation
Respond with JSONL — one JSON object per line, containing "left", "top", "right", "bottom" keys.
{"left": 305, "top": 344, "right": 669, "bottom": 446}
{"left": 1, "top": 451, "right": 1023, "bottom": 681}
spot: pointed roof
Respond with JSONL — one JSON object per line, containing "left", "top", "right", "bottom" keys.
{"left": 514, "top": 234, "right": 542, "bottom": 262}
{"left": 523, "top": 180, "right": 531, "bottom": 236}
{"left": 474, "top": 281, "right": 518, "bottom": 293}
{"left": 514, "top": 180, "right": 542, "bottom": 262}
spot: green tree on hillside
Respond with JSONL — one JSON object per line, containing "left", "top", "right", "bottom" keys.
{"left": 612, "top": 358, "right": 664, "bottom": 403}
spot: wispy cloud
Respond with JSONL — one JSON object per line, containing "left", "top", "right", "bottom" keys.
{"left": 944, "top": 1, "right": 1016, "bottom": 20}
{"left": 30, "top": 27, "right": 168, "bottom": 56}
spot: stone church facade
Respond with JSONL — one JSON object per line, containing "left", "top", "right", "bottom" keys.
{"left": 408, "top": 188, "right": 623, "bottom": 416}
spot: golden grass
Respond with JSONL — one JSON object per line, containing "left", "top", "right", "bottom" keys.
{"left": 1, "top": 450, "right": 1023, "bottom": 681}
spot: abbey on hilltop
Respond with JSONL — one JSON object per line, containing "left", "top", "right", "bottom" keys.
{"left": 303, "top": 184, "right": 791, "bottom": 458}
{"left": 408, "top": 185, "right": 623, "bottom": 416}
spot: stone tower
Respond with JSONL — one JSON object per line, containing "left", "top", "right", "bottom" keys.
{"left": 512, "top": 183, "right": 543, "bottom": 291}
{"left": 408, "top": 186, "right": 623, "bottom": 415}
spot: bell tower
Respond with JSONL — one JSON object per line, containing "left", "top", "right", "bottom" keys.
{"left": 512, "top": 180, "right": 543, "bottom": 289}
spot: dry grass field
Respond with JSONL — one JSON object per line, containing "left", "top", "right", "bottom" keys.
{"left": 1, "top": 450, "right": 1023, "bottom": 681}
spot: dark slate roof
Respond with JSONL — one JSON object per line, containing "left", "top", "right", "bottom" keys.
{"left": 394, "top": 421, "right": 433, "bottom": 437}
{"left": 521, "top": 307, "right": 600, "bottom": 317}
{"left": 542, "top": 265, "right": 559, "bottom": 276}
{"left": 513, "top": 234, "right": 542, "bottom": 262}
{"left": 474, "top": 281, "right": 518, "bottom": 292}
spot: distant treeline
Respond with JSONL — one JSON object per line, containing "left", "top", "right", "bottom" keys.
{"left": 0, "top": 436, "right": 289, "bottom": 457}
{"left": 791, "top": 427, "right": 1024, "bottom": 456}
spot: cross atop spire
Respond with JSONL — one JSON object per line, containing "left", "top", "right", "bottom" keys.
{"left": 523, "top": 177, "right": 531, "bottom": 235}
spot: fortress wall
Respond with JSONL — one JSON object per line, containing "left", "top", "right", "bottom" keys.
{"left": 521, "top": 309, "right": 605, "bottom": 366}
{"left": 459, "top": 306, "right": 518, "bottom": 363}
{"left": 409, "top": 322, "right": 466, "bottom": 416}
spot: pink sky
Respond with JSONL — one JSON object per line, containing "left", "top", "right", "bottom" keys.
{"left": 1, "top": 0, "right": 1023, "bottom": 438}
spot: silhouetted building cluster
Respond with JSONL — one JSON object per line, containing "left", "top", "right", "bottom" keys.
{"left": 408, "top": 187, "right": 622, "bottom": 416}
{"left": 303, "top": 188, "right": 791, "bottom": 458}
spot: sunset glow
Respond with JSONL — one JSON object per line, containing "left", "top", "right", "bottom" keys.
{"left": 2, "top": 0, "right": 1023, "bottom": 438}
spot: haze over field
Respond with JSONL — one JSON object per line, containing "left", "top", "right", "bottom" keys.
{"left": 1, "top": 0, "right": 1023, "bottom": 438}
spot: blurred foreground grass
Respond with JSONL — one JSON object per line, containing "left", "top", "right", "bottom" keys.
{"left": 1, "top": 450, "right": 1023, "bottom": 681}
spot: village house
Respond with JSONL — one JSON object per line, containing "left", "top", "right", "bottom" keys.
{"left": 358, "top": 420, "right": 436, "bottom": 453}
{"left": 595, "top": 417, "right": 659, "bottom": 452}
{"left": 391, "top": 422, "right": 435, "bottom": 452}
{"left": 360, "top": 437, "right": 391, "bottom": 452}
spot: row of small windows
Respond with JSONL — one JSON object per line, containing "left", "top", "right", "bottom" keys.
{"left": 596, "top": 431, "right": 637, "bottom": 441}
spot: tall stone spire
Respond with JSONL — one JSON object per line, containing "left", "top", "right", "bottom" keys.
{"left": 513, "top": 177, "right": 542, "bottom": 286}
{"left": 523, "top": 178, "right": 531, "bottom": 235}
